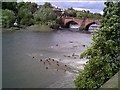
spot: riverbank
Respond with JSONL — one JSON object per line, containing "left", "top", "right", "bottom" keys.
{"left": 26, "top": 25, "right": 56, "bottom": 32}
{"left": 2, "top": 25, "right": 92, "bottom": 34}
{"left": 2, "top": 24, "right": 56, "bottom": 32}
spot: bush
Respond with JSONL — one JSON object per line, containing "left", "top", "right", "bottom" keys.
{"left": 33, "top": 7, "right": 57, "bottom": 24}
{"left": 20, "top": 18, "right": 34, "bottom": 26}
{"left": 27, "top": 24, "right": 53, "bottom": 32}
{"left": 18, "top": 8, "right": 34, "bottom": 26}
{"left": 75, "top": 2, "right": 120, "bottom": 89}
{"left": 79, "top": 26, "right": 85, "bottom": 31}
{"left": 2, "top": 9, "right": 16, "bottom": 28}
{"left": 46, "top": 21, "right": 59, "bottom": 29}
{"left": 0, "top": 9, "right": 2, "bottom": 27}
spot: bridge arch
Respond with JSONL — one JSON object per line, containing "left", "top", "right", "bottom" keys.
{"left": 85, "top": 22, "right": 100, "bottom": 31}
{"left": 62, "top": 17, "right": 101, "bottom": 30}
{"left": 65, "top": 21, "right": 79, "bottom": 28}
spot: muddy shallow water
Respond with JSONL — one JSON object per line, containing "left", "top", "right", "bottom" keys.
{"left": 2, "top": 29, "right": 92, "bottom": 88}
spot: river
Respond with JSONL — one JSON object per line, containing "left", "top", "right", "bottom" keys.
{"left": 2, "top": 29, "right": 92, "bottom": 88}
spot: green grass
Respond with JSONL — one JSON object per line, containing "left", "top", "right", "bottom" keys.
{"left": 27, "top": 24, "right": 54, "bottom": 32}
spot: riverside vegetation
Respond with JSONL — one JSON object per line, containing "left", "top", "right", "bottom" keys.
{"left": 2, "top": 1, "right": 119, "bottom": 89}
{"left": 1, "top": 2, "right": 102, "bottom": 31}
{"left": 75, "top": 1, "right": 120, "bottom": 89}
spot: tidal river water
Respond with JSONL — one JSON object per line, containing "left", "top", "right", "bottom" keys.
{"left": 2, "top": 29, "right": 92, "bottom": 88}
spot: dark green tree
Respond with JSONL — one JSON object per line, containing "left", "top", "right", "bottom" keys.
{"left": 76, "top": 10, "right": 102, "bottom": 19}
{"left": 43, "top": 2, "right": 53, "bottom": 8}
{"left": 75, "top": 1, "right": 120, "bottom": 89}
{"left": 17, "top": 2, "right": 37, "bottom": 26}
{"left": 2, "top": 2, "right": 17, "bottom": 14}
{"left": 64, "top": 9, "right": 76, "bottom": 17}
{"left": 17, "top": 2, "right": 26, "bottom": 10}
{"left": 33, "top": 7, "right": 59, "bottom": 29}
{"left": 19, "top": 8, "right": 34, "bottom": 26}
{"left": 28, "top": 2, "right": 37, "bottom": 14}
{"left": 33, "top": 7, "right": 57, "bottom": 24}
{"left": 68, "top": 7, "right": 74, "bottom": 10}
{"left": 2, "top": 9, "right": 16, "bottom": 28}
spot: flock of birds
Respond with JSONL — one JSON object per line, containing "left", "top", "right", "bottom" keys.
{"left": 32, "top": 56, "right": 70, "bottom": 72}
{"left": 32, "top": 44, "right": 86, "bottom": 73}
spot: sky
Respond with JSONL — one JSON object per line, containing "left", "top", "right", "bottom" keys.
{"left": 22, "top": 0, "right": 105, "bottom": 15}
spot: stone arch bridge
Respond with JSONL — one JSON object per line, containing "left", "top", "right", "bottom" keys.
{"left": 61, "top": 17, "right": 101, "bottom": 30}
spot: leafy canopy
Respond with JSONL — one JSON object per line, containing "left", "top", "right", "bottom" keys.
{"left": 75, "top": 1, "right": 120, "bottom": 89}
{"left": 33, "top": 7, "right": 57, "bottom": 24}
{"left": 2, "top": 9, "right": 16, "bottom": 28}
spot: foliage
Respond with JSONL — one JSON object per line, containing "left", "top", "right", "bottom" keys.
{"left": 56, "top": 18, "right": 64, "bottom": 27}
{"left": 42, "top": 2, "right": 53, "bottom": 8}
{"left": 20, "top": 17, "right": 35, "bottom": 26}
{"left": 0, "top": 9, "right": 2, "bottom": 27}
{"left": 76, "top": 11, "right": 87, "bottom": 19}
{"left": 76, "top": 10, "right": 102, "bottom": 19}
{"left": 2, "top": 2, "right": 58, "bottom": 28}
{"left": 63, "top": 7, "right": 101, "bottom": 18}
{"left": 2, "top": 9, "right": 16, "bottom": 28}
{"left": 2, "top": 2, "right": 17, "bottom": 14}
{"left": 18, "top": 8, "right": 34, "bottom": 26}
{"left": 1, "top": 2, "right": 102, "bottom": 29}
{"left": 34, "top": 7, "right": 57, "bottom": 23}
{"left": 33, "top": 7, "right": 57, "bottom": 28}
{"left": 68, "top": 7, "right": 74, "bottom": 10}
{"left": 79, "top": 26, "right": 85, "bottom": 31}
{"left": 17, "top": 2, "right": 37, "bottom": 14}
{"left": 75, "top": 1, "right": 120, "bottom": 89}
{"left": 48, "top": 21, "right": 59, "bottom": 29}
{"left": 64, "top": 9, "right": 77, "bottom": 17}
{"left": 27, "top": 2, "right": 38, "bottom": 14}
{"left": 27, "top": 24, "right": 53, "bottom": 32}
{"left": 17, "top": 2, "right": 37, "bottom": 26}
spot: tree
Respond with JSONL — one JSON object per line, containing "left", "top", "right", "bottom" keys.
{"left": 75, "top": 1, "right": 120, "bottom": 89}
{"left": 64, "top": 9, "right": 76, "bottom": 17}
{"left": 76, "top": 11, "right": 85, "bottom": 18}
{"left": 76, "top": 10, "right": 102, "bottom": 19}
{"left": 68, "top": 7, "right": 74, "bottom": 10}
{"left": 33, "top": 7, "right": 57, "bottom": 24}
{"left": 94, "top": 13, "right": 102, "bottom": 18}
{"left": 17, "top": 2, "right": 36, "bottom": 26}
{"left": 2, "top": 9, "right": 16, "bottom": 28}
{"left": 33, "top": 7, "right": 59, "bottom": 29}
{"left": 28, "top": 2, "right": 37, "bottom": 14}
{"left": 2, "top": 2, "right": 17, "bottom": 14}
{"left": 0, "top": 2, "right": 1, "bottom": 24}
{"left": 17, "top": 2, "right": 26, "bottom": 10}
{"left": 43, "top": 2, "right": 53, "bottom": 8}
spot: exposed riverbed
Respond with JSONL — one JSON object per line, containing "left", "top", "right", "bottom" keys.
{"left": 2, "top": 29, "right": 92, "bottom": 88}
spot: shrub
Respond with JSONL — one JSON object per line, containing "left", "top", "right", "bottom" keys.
{"left": 46, "top": 20, "right": 59, "bottom": 29}
{"left": 33, "top": 7, "right": 57, "bottom": 24}
{"left": 2, "top": 9, "right": 16, "bottom": 28}
{"left": 79, "top": 26, "right": 85, "bottom": 31}
{"left": 75, "top": 2, "right": 120, "bottom": 89}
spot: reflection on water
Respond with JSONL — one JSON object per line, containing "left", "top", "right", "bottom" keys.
{"left": 2, "top": 29, "right": 92, "bottom": 88}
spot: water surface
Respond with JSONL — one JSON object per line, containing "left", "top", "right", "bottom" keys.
{"left": 2, "top": 29, "right": 92, "bottom": 88}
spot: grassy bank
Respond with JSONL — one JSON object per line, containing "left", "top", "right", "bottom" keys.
{"left": 2, "top": 27, "right": 16, "bottom": 32}
{"left": 2, "top": 24, "right": 57, "bottom": 32}
{"left": 27, "top": 24, "right": 55, "bottom": 32}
